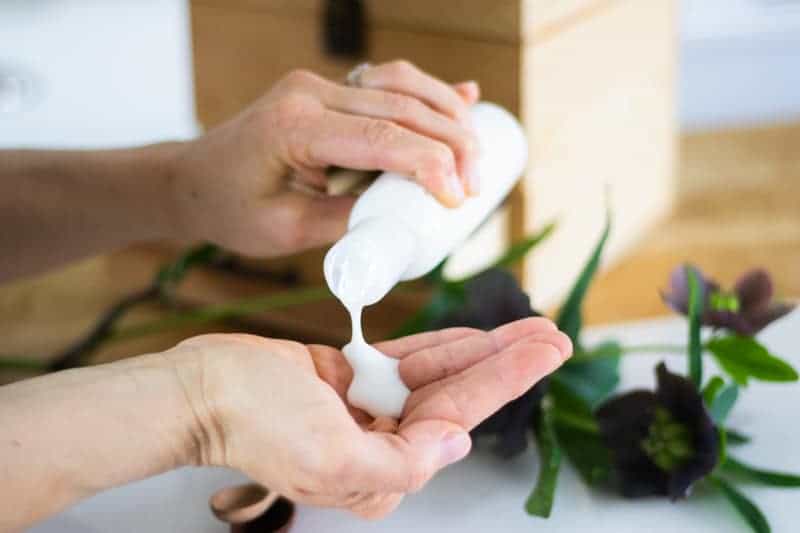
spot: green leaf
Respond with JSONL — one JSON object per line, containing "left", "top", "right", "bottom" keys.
{"left": 572, "top": 341, "right": 623, "bottom": 363}
{"left": 711, "top": 476, "right": 771, "bottom": 533}
{"left": 553, "top": 351, "right": 620, "bottom": 408}
{"left": 478, "top": 222, "right": 556, "bottom": 276}
{"left": 725, "top": 428, "right": 752, "bottom": 446}
{"left": 707, "top": 335, "right": 799, "bottom": 385}
{"left": 553, "top": 423, "right": 610, "bottom": 486}
{"left": 555, "top": 210, "right": 611, "bottom": 343}
{"left": 686, "top": 266, "right": 704, "bottom": 388}
{"left": 423, "top": 258, "right": 448, "bottom": 285}
{"left": 709, "top": 383, "right": 739, "bottom": 425}
{"left": 723, "top": 456, "right": 800, "bottom": 487}
{"left": 549, "top": 382, "right": 611, "bottom": 486}
{"left": 390, "top": 285, "right": 464, "bottom": 338}
{"left": 157, "top": 243, "right": 221, "bottom": 287}
{"left": 526, "top": 406, "right": 562, "bottom": 518}
{"left": 718, "top": 426, "right": 728, "bottom": 467}
{"left": 702, "top": 376, "right": 725, "bottom": 406}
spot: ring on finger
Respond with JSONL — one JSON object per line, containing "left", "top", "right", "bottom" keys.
{"left": 345, "top": 62, "right": 372, "bottom": 88}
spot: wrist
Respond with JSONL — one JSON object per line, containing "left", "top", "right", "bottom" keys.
{"left": 0, "top": 352, "right": 206, "bottom": 527}
{"left": 117, "top": 141, "right": 187, "bottom": 243}
{"left": 158, "top": 341, "right": 230, "bottom": 468}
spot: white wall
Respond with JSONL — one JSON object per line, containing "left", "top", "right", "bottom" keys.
{"left": 680, "top": 0, "right": 800, "bottom": 130}
{"left": 2, "top": 0, "right": 798, "bottom": 146}
{"left": 0, "top": 0, "right": 197, "bottom": 148}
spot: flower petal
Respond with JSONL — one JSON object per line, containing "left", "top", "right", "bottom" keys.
{"left": 472, "top": 380, "right": 548, "bottom": 458}
{"left": 735, "top": 269, "right": 773, "bottom": 314}
{"left": 747, "top": 302, "right": 796, "bottom": 334}
{"left": 705, "top": 309, "right": 757, "bottom": 336}
{"left": 662, "top": 264, "right": 713, "bottom": 316}
{"left": 596, "top": 390, "right": 669, "bottom": 497}
{"left": 655, "top": 363, "right": 718, "bottom": 499}
{"left": 662, "top": 266, "right": 691, "bottom": 314}
{"left": 434, "top": 268, "right": 545, "bottom": 458}
{"left": 434, "top": 269, "right": 538, "bottom": 331}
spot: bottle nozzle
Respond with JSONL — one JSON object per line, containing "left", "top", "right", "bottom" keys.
{"left": 324, "top": 218, "right": 416, "bottom": 309}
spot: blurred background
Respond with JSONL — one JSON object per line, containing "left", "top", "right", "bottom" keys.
{"left": 1, "top": 0, "right": 798, "bottom": 370}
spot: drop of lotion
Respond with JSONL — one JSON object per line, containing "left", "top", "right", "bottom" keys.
{"left": 342, "top": 304, "right": 410, "bottom": 419}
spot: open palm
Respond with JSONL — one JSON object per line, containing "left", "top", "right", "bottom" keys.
{"left": 306, "top": 316, "right": 572, "bottom": 516}
{"left": 191, "top": 316, "right": 570, "bottom": 519}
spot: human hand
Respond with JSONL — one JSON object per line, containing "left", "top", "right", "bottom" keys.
{"left": 166, "top": 317, "right": 571, "bottom": 519}
{"left": 166, "top": 61, "right": 480, "bottom": 258}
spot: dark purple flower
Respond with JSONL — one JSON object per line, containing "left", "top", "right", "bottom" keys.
{"left": 662, "top": 264, "right": 794, "bottom": 336}
{"left": 434, "top": 269, "right": 546, "bottom": 458}
{"left": 595, "top": 363, "right": 718, "bottom": 500}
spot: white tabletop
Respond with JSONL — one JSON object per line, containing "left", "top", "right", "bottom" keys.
{"left": 32, "top": 311, "right": 800, "bottom": 532}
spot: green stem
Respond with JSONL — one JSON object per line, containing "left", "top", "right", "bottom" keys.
{"left": 0, "top": 357, "right": 49, "bottom": 372}
{"left": 552, "top": 409, "right": 600, "bottom": 434}
{"left": 109, "top": 286, "right": 334, "bottom": 342}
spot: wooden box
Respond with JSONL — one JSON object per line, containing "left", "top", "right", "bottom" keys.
{"left": 190, "top": 0, "right": 676, "bottom": 319}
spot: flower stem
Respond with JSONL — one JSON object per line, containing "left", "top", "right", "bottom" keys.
{"left": 108, "top": 286, "right": 334, "bottom": 342}
{"left": 0, "top": 357, "right": 49, "bottom": 372}
{"left": 552, "top": 409, "right": 600, "bottom": 434}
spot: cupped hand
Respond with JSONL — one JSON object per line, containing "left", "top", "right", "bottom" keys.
{"left": 167, "top": 61, "right": 480, "bottom": 257}
{"left": 167, "top": 317, "right": 571, "bottom": 519}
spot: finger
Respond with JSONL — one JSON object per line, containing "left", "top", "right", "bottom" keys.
{"left": 360, "top": 61, "right": 471, "bottom": 127}
{"left": 322, "top": 84, "right": 479, "bottom": 195}
{"left": 375, "top": 327, "right": 480, "bottom": 359}
{"left": 258, "top": 190, "right": 356, "bottom": 254}
{"left": 369, "top": 416, "right": 399, "bottom": 433}
{"left": 305, "top": 109, "right": 465, "bottom": 206}
{"left": 292, "top": 167, "right": 329, "bottom": 190}
{"left": 452, "top": 81, "right": 480, "bottom": 105}
{"left": 340, "top": 420, "right": 469, "bottom": 494}
{"left": 402, "top": 332, "right": 572, "bottom": 430}
{"left": 308, "top": 345, "right": 353, "bottom": 397}
{"left": 399, "top": 317, "right": 559, "bottom": 389}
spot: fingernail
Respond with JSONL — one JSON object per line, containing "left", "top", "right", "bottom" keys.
{"left": 457, "top": 81, "right": 479, "bottom": 103}
{"left": 439, "top": 432, "right": 471, "bottom": 467}
{"left": 465, "top": 81, "right": 479, "bottom": 100}
{"left": 444, "top": 173, "right": 465, "bottom": 205}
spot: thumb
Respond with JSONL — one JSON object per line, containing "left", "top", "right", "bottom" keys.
{"left": 262, "top": 190, "right": 356, "bottom": 253}
{"left": 398, "top": 419, "right": 472, "bottom": 490}
{"left": 347, "top": 420, "right": 471, "bottom": 494}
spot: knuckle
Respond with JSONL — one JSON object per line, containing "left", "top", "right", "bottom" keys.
{"left": 362, "top": 119, "right": 402, "bottom": 148}
{"left": 383, "top": 93, "right": 420, "bottom": 120}
{"left": 387, "top": 59, "right": 417, "bottom": 82}
{"left": 390, "top": 59, "right": 415, "bottom": 74}
{"left": 457, "top": 130, "right": 480, "bottom": 159}
{"left": 271, "top": 93, "right": 315, "bottom": 132}
{"left": 422, "top": 143, "right": 456, "bottom": 176}
{"left": 282, "top": 68, "right": 318, "bottom": 90}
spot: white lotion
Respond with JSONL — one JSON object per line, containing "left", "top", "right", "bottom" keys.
{"left": 325, "top": 102, "right": 528, "bottom": 418}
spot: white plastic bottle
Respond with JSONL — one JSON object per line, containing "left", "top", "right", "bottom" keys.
{"left": 324, "top": 101, "right": 528, "bottom": 418}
